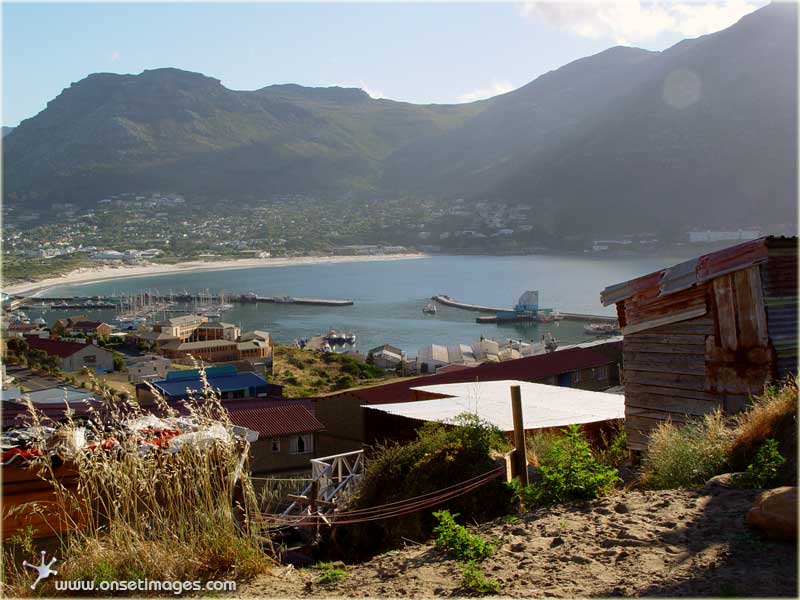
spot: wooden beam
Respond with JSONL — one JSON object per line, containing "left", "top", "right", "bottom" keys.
{"left": 621, "top": 306, "right": 708, "bottom": 336}
{"left": 510, "top": 385, "right": 528, "bottom": 487}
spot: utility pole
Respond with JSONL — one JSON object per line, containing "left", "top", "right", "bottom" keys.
{"left": 511, "top": 385, "right": 528, "bottom": 487}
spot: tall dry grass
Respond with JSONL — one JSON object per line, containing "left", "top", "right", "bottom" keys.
{"left": 641, "top": 411, "right": 733, "bottom": 489}
{"left": 730, "top": 377, "right": 798, "bottom": 484}
{"left": 641, "top": 377, "right": 798, "bottom": 490}
{"left": 1, "top": 369, "right": 272, "bottom": 596}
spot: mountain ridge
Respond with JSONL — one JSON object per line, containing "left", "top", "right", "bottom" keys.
{"left": 3, "top": 2, "right": 796, "bottom": 236}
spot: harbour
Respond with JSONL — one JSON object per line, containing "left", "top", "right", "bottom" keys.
{"left": 9, "top": 254, "right": 678, "bottom": 355}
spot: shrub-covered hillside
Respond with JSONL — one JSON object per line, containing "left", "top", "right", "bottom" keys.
{"left": 271, "top": 346, "right": 395, "bottom": 397}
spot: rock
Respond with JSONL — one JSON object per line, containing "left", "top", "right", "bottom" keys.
{"left": 613, "top": 502, "right": 630, "bottom": 514}
{"left": 570, "top": 555, "right": 593, "bottom": 565}
{"left": 550, "top": 536, "right": 564, "bottom": 547}
{"left": 746, "top": 487, "right": 797, "bottom": 541}
{"left": 510, "top": 542, "right": 526, "bottom": 552}
{"left": 511, "top": 527, "right": 527, "bottom": 536}
{"left": 705, "top": 472, "right": 747, "bottom": 489}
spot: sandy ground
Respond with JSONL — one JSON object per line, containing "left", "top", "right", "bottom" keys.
{"left": 3, "top": 254, "right": 426, "bottom": 297}
{"left": 242, "top": 487, "right": 797, "bottom": 598}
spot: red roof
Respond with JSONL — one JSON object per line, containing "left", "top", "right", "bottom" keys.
{"left": 24, "top": 336, "right": 98, "bottom": 358}
{"left": 226, "top": 401, "right": 324, "bottom": 437}
{"left": 325, "top": 342, "right": 621, "bottom": 406}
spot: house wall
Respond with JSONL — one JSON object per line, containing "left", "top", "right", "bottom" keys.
{"left": 313, "top": 393, "right": 365, "bottom": 457}
{"left": 63, "top": 345, "right": 114, "bottom": 372}
{"left": 249, "top": 433, "right": 317, "bottom": 475}
{"left": 619, "top": 263, "right": 783, "bottom": 451}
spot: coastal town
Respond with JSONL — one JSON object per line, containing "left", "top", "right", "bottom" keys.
{"left": 3, "top": 189, "right": 792, "bottom": 290}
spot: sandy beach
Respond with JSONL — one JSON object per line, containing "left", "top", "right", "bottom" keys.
{"left": 2, "top": 253, "right": 427, "bottom": 297}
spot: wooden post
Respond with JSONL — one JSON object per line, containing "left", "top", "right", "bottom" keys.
{"left": 511, "top": 385, "right": 528, "bottom": 487}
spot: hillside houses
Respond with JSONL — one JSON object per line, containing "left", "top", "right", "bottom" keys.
{"left": 23, "top": 336, "right": 114, "bottom": 372}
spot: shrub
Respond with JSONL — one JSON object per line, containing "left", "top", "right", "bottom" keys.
{"left": 642, "top": 410, "right": 733, "bottom": 489}
{"left": 334, "top": 374, "right": 354, "bottom": 390}
{"left": 313, "top": 561, "right": 346, "bottom": 585}
{"left": 432, "top": 510, "right": 494, "bottom": 561}
{"left": 730, "top": 378, "right": 797, "bottom": 485}
{"left": 736, "top": 438, "right": 786, "bottom": 488}
{"left": 460, "top": 561, "right": 502, "bottom": 596}
{"left": 523, "top": 424, "right": 619, "bottom": 506}
{"left": 331, "top": 414, "right": 513, "bottom": 560}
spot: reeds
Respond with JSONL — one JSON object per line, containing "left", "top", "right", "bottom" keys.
{"left": 2, "top": 367, "right": 272, "bottom": 596}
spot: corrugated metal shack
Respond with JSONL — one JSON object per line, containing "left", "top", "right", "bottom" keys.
{"left": 601, "top": 236, "right": 797, "bottom": 450}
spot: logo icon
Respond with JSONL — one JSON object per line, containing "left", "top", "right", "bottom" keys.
{"left": 23, "top": 550, "right": 58, "bottom": 590}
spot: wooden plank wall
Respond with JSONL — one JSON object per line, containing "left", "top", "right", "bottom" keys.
{"left": 623, "top": 313, "right": 716, "bottom": 450}
{"left": 621, "top": 265, "right": 774, "bottom": 450}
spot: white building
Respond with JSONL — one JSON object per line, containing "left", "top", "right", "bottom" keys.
{"left": 127, "top": 355, "right": 172, "bottom": 384}
{"left": 687, "top": 230, "right": 760, "bottom": 243}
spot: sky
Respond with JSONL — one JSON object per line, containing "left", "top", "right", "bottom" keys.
{"left": 2, "top": 1, "right": 767, "bottom": 127}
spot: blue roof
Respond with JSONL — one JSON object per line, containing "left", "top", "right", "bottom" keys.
{"left": 152, "top": 371, "right": 269, "bottom": 398}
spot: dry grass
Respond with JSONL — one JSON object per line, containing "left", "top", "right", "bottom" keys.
{"left": 641, "top": 410, "right": 733, "bottom": 490}
{"left": 730, "top": 377, "right": 798, "bottom": 484}
{"left": 525, "top": 429, "right": 562, "bottom": 467}
{"left": 1, "top": 370, "right": 272, "bottom": 596}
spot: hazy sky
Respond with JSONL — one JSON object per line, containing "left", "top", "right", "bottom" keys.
{"left": 2, "top": 1, "right": 766, "bottom": 127}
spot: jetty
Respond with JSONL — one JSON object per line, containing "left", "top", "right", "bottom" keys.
{"left": 432, "top": 295, "right": 506, "bottom": 314}
{"left": 433, "top": 294, "right": 618, "bottom": 325}
{"left": 13, "top": 293, "right": 354, "bottom": 309}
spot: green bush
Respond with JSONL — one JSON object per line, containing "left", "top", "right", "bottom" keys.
{"left": 331, "top": 414, "right": 513, "bottom": 560}
{"left": 334, "top": 374, "right": 354, "bottom": 390}
{"left": 460, "top": 561, "right": 502, "bottom": 596}
{"left": 642, "top": 411, "right": 733, "bottom": 489}
{"left": 523, "top": 424, "right": 619, "bottom": 506}
{"left": 432, "top": 510, "right": 494, "bottom": 562}
{"left": 313, "top": 561, "right": 346, "bottom": 585}
{"left": 736, "top": 439, "right": 786, "bottom": 488}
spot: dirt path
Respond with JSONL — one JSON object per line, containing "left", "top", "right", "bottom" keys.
{"left": 241, "top": 487, "right": 796, "bottom": 598}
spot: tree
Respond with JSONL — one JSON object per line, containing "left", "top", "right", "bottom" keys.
{"left": 113, "top": 353, "right": 126, "bottom": 372}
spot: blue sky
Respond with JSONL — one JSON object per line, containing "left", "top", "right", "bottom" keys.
{"left": 2, "top": 1, "right": 765, "bottom": 127}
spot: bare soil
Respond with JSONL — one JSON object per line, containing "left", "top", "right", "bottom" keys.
{"left": 242, "top": 487, "right": 797, "bottom": 598}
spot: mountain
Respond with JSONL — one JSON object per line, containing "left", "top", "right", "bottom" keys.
{"left": 1, "top": 127, "right": 14, "bottom": 137}
{"left": 2, "top": 69, "right": 482, "bottom": 204}
{"left": 482, "top": 1, "right": 797, "bottom": 235}
{"left": 3, "top": 3, "right": 796, "bottom": 236}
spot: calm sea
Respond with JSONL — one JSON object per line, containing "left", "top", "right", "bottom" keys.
{"left": 27, "top": 255, "right": 678, "bottom": 356}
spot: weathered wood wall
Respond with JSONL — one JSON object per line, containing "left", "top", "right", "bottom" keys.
{"left": 621, "top": 265, "right": 776, "bottom": 451}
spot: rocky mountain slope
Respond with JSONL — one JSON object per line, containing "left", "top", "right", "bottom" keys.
{"left": 3, "top": 3, "right": 796, "bottom": 237}
{"left": 245, "top": 487, "right": 797, "bottom": 598}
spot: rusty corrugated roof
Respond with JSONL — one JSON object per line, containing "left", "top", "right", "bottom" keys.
{"left": 226, "top": 403, "right": 324, "bottom": 438}
{"left": 600, "top": 237, "right": 795, "bottom": 306}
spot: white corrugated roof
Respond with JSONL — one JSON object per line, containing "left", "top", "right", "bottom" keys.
{"left": 362, "top": 380, "right": 624, "bottom": 432}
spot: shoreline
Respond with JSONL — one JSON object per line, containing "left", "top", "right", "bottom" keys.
{"left": 2, "top": 253, "right": 427, "bottom": 297}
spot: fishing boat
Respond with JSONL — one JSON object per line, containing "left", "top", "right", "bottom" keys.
{"left": 324, "top": 330, "right": 347, "bottom": 345}
{"left": 584, "top": 323, "right": 621, "bottom": 336}
{"left": 423, "top": 302, "right": 437, "bottom": 314}
{"left": 344, "top": 332, "right": 356, "bottom": 344}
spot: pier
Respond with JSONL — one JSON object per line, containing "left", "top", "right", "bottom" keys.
{"left": 432, "top": 295, "right": 506, "bottom": 314}
{"left": 433, "top": 294, "right": 618, "bottom": 325}
{"left": 13, "top": 293, "right": 354, "bottom": 309}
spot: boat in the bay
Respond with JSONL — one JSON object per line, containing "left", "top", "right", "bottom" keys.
{"left": 423, "top": 302, "right": 437, "bottom": 314}
{"left": 584, "top": 323, "right": 621, "bottom": 336}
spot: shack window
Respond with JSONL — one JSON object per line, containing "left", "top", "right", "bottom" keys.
{"left": 270, "top": 438, "right": 280, "bottom": 453}
{"left": 572, "top": 370, "right": 582, "bottom": 384}
{"left": 289, "top": 434, "right": 313, "bottom": 454}
{"left": 594, "top": 366, "right": 609, "bottom": 380}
